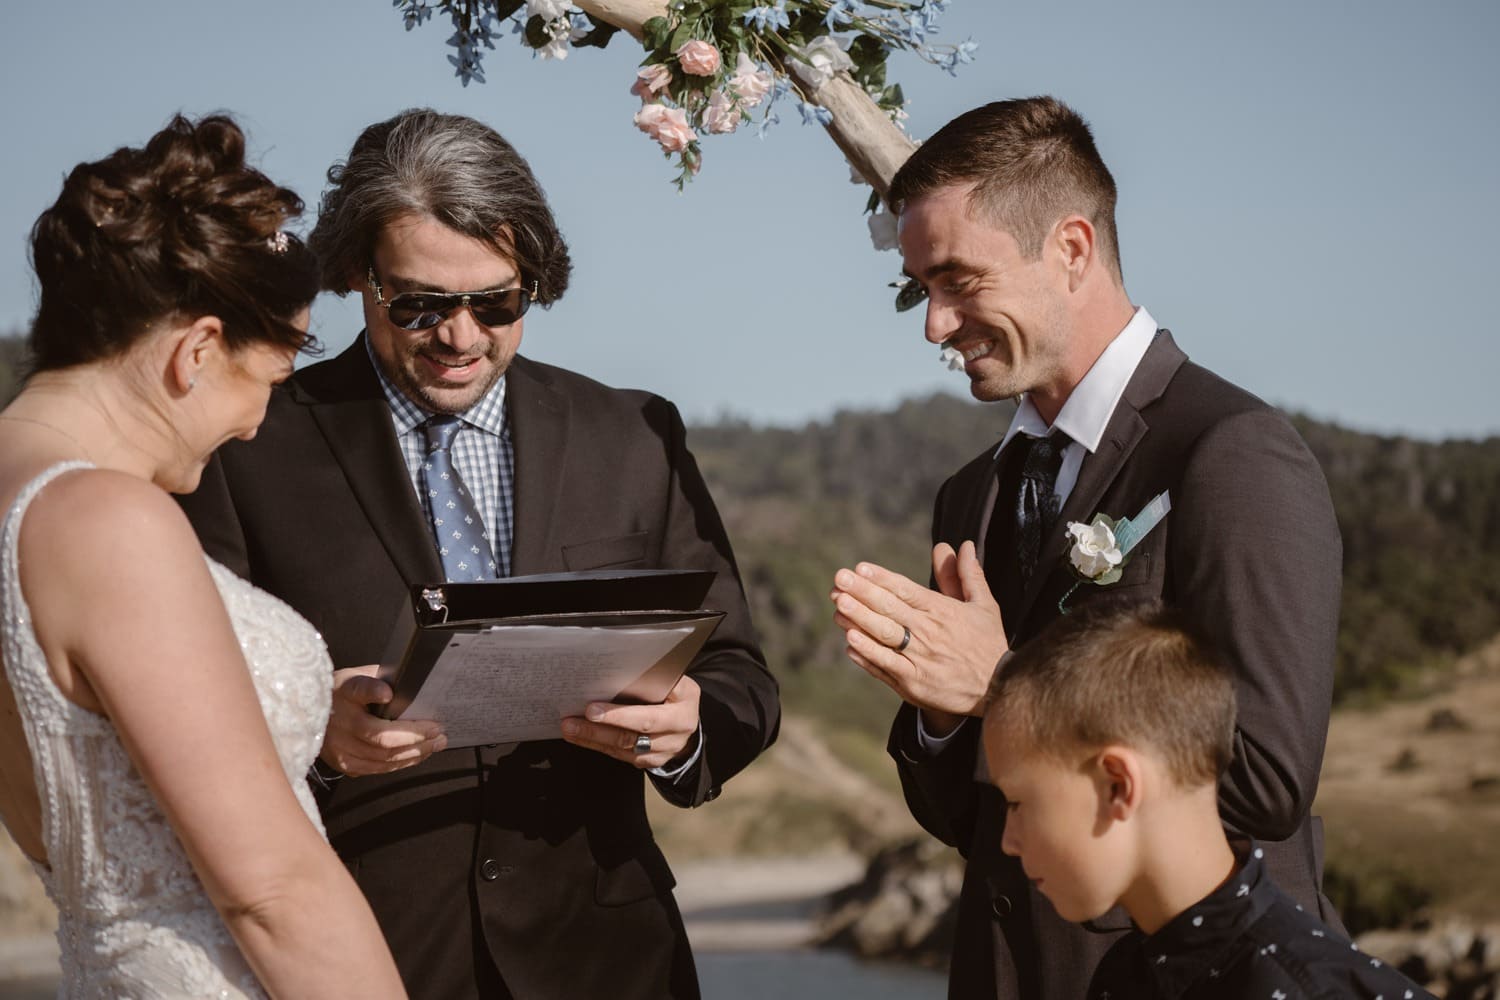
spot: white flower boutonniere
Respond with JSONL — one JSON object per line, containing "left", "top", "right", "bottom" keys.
{"left": 1067, "top": 515, "right": 1125, "bottom": 585}
{"left": 1059, "top": 491, "right": 1172, "bottom": 612}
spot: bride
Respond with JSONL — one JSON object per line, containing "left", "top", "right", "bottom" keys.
{"left": 0, "top": 115, "right": 404, "bottom": 997}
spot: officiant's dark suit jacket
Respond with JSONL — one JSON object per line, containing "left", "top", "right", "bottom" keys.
{"left": 181, "top": 339, "right": 779, "bottom": 1000}
{"left": 888, "top": 330, "right": 1343, "bottom": 1000}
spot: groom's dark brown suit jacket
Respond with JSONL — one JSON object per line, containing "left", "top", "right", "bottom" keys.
{"left": 181, "top": 339, "right": 779, "bottom": 999}
{"left": 889, "top": 330, "right": 1343, "bottom": 1000}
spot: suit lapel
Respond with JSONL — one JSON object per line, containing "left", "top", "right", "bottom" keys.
{"left": 505, "top": 356, "right": 569, "bottom": 576}
{"left": 968, "top": 454, "right": 1004, "bottom": 555}
{"left": 293, "top": 338, "right": 443, "bottom": 586}
{"left": 1011, "top": 330, "right": 1187, "bottom": 629}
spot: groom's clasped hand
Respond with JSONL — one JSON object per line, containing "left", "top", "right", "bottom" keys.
{"left": 832, "top": 540, "right": 1009, "bottom": 734}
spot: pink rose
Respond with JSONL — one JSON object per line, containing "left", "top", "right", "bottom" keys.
{"left": 630, "top": 63, "right": 672, "bottom": 100}
{"left": 729, "top": 52, "right": 774, "bottom": 107}
{"left": 652, "top": 106, "right": 698, "bottom": 153}
{"left": 634, "top": 103, "right": 669, "bottom": 133}
{"left": 703, "top": 89, "right": 742, "bottom": 135}
{"left": 676, "top": 39, "right": 722, "bottom": 77}
{"left": 633, "top": 103, "right": 697, "bottom": 154}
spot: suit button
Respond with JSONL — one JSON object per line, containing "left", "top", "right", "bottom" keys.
{"left": 991, "top": 894, "right": 1013, "bottom": 919}
{"left": 480, "top": 859, "right": 501, "bottom": 881}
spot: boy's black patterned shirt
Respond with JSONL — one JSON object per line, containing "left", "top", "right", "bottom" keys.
{"left": 1088, "top": 842, "right": 1434, "bottom": 1000}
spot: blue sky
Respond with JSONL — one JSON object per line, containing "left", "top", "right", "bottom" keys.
{"left": 2, "top": 1, "right": 1496, "bottom": 439}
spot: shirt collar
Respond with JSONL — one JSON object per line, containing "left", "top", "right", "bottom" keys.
{"left": 1140, "top": 839, "right": 1277, "bottom": 998}
{"left": 362, "top": 330, "right": 509, "bottom": 438}
{"left": 996, "top": 306, "right": 1157, "bottom": 456}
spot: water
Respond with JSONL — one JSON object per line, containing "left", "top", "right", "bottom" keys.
{"left": 0, "top": 952, "right": 946, "bottom": 999}
{"left": 697, "top": 950, "right": 946, "bottom": 999}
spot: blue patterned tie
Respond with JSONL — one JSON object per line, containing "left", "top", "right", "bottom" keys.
{"left": 420, "top": 415, "right": 498, "bottom": 582}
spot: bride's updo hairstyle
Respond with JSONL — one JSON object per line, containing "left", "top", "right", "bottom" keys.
{"left": 27, "top": 113, "right": 320, "bottom": 373}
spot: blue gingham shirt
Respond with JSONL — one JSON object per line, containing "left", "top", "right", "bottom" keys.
{"left": 365, "top": 335, "right": 514, "bottom": 577}
{"left": 364, "top": 336, "right": 701, "bottom": 778}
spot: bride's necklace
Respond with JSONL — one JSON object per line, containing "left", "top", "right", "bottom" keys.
{"left": 0, "top": 415, "right": 96, "bottom": 463}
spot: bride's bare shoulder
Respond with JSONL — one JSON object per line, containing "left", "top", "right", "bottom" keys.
{"left": 16, "top": 468, "right": 204, "bottom": 575}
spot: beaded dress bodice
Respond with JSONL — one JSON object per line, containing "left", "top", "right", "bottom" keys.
{"left": 0, "top": 462, "right": 333, "bottom": 998}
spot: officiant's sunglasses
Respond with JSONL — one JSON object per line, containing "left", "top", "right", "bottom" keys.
{"left": 367, "top": 268, "right": 538, "bottom": 331}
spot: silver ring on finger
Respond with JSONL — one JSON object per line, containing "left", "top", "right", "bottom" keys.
{"left": 895, "top": 625, "right": 912, "bottom": 653}
{"left": 633, "top": 733, "right": 653, "bottom": 755}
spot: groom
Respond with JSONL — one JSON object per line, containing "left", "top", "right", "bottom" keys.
{"left": 831, "top": 97, "right": 1343, "bottom": 999}
{"left": 182, "top": 108, "right": 778, "bottom": 999}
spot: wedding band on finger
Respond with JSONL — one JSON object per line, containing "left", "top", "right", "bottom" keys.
{"left": 895, "top": 625, "right": 912, "bottom": 653}
{"left": 633, "top": 733, "right": 652, "bottom": 755}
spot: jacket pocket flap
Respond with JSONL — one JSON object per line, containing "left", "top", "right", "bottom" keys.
{"left": 595, "top": 842, "right": 677, "bottom": 906}
{"left": 563, "top": 532, "right": 650, "bottom": 571}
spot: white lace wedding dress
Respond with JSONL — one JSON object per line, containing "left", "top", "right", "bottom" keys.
{"left": 0, "top": 462, "right": 333, "bottom": 998}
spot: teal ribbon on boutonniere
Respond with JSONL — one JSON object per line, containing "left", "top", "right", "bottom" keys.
{"left": 1058, "top": 492, "right": 1172, "bottom": 613}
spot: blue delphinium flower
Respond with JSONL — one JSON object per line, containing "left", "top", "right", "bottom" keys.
{"left": 918, "top": 12, "right": 939, "bottom": 37}
{"left": 399, "top": 1, "right": 433, "bottom": 31}
{"left": 743, "top": 0, "right": 792, "bottom": 33}
{"left": 939, "top": 38, "right": 978, "bottom": 76}
{"left": 797, "top": 100, "right": 834, "bottom": 126}
{"left": 823, "top": 0, "right": 861, "bottom": 30}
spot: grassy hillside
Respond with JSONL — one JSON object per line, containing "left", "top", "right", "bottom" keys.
{"left": 675, "top": 399, "right": 1500, "bottom": 927}
{"left": 691, "top": 394, "right": 1500, "bottom": 730}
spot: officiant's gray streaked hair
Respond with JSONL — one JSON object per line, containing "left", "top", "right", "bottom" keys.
{"left": 887, "top": 95, "right": 1123, "bottom": 281}
{"left": 309, "top": 108, "right": 572, "bottom": 305}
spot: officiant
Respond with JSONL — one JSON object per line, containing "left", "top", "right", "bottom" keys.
{"left": 181, "top": 107, "right": 779, "bottom": 1000}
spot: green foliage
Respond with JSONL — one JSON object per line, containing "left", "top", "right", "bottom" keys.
{"left": 687, "top": 396, "right": 1500, "bottom": 740}
{"left": 1322, "top": 860, "right": 1433, "bottom": 935}
{"left": 523, "top": 14, "right": 551, "bottom": 48}
{"left": 691, "top": 392, "right": 1013, "bottom": 739}
{"left": 572, "top": 18, "right": 619, "bottom": 49}
{"left": 1294, "top": 416, "right": 1500, "bottom": 701}
{"left": 396, "top": 0, "right": 974, "bottom": 185}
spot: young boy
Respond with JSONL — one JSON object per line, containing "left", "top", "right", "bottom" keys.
{"left": 982, "top": 600, "right": 1433, "bottom": 999}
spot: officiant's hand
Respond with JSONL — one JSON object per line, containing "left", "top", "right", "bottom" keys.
{"left": 832, "top": 541, "right": 1010, "bottom": 737}
{"left": 319, "top": 665, "right": 449, "bottom": 777}
{"left": 560, "top": 675, "right": 701, "bottom": 770}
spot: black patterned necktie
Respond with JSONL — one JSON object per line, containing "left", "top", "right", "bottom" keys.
{"left": 420, "top": 415, "right": 498, "bottom": 582}
{"left": 1015, "top": 431, "right": 1070, "bottom": 586}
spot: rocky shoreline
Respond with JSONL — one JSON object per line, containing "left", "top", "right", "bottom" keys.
{"left": 813, "top": 838, "right": 960, "bottom": 968}
{"left": 1356, "top": 924, "right": 1500, "bottom": 998}
{"left": 812, "top": 838, "right": 1500, "bottom": 997}
{"left": 4, "top": 846, "right": 1498, "bottom": 996}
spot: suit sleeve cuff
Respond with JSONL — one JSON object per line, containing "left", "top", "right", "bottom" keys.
{"left": 309, "top": 759, "right": 345, "bottom": 788}
{"left": 650, "top": 723, "right": 704, "bottom": 782}
{"left": 916, "top": 713, "right": 969, "bottom": 754}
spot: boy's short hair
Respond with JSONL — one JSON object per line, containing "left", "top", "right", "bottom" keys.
{"left": 986, "top": 599, "right": 1236, "bottom": 788}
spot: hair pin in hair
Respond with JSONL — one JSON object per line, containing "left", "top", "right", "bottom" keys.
{"left": 267, "top": 230, "right": 290, "bottom": 254}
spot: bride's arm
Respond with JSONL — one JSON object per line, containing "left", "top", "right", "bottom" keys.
{"left": 23, "top": 470, "right": 406, "bottom": 999}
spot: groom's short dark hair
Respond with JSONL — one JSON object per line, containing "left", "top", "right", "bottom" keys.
{"left": 888, "top": 96, "right": 1122, "bottom": 280}
{"left": 985, "top": 599, "right": 1236, "bottom": 789}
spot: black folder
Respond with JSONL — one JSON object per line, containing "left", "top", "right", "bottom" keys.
{"left": 377, "top": 570, "right": 723, "bottom": 744}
